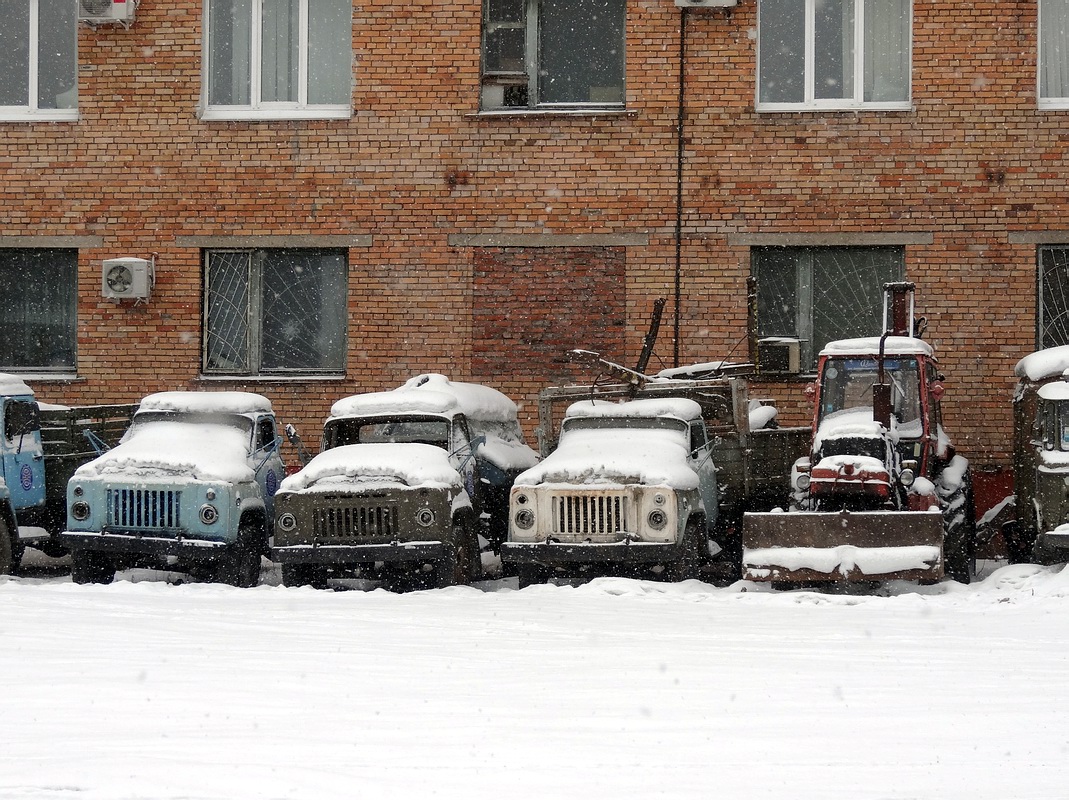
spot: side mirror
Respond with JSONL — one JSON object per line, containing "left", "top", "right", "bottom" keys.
{"left": 931, "top": 382, "right": 945, "bottom": 402}
{"left": 805, "top": 382, "right": 818, "bottom": 404}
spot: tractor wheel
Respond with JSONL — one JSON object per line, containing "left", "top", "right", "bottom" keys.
{"left": 939, "top": 466, "right": 976, "bottom": 584}
{"left": 70, "top": 549, "right": 115, "bottom": 585}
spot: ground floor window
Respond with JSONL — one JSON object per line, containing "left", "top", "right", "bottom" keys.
{"left": 203, "top": 248, "right": 348, "bottom": 376}
{"left": 751, "top": 246, "right": 904, "bottom": 369}
{"left": 1039, "top": 246, "right": 1069, "bottom": 349}
{"left": 0, "top": 249, "right": 77, "bottom": 373}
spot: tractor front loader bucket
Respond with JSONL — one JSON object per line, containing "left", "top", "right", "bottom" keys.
{"left": 742, "top": 510, "right": 944, "bottom": 582}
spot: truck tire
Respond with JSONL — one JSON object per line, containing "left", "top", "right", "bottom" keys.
{"left": 668, "top": 519, "right": 706, "bottom": 581}
{"left": 436, "top": 522, "right": 478, "bottom": 589}
{"left": 70, "top": 549, "right": 115, "bottom": 585}
{"left": 281, "top": 564, "right": 328, "bottom": 589}
{"left": 216, "top": 520, "right": 263, "bottom": 588}
{"left": 0, "top": 503, "right": 13, "bottom": 576}
{"left": 939, "top": 470, "right": 976, "bottom": 584}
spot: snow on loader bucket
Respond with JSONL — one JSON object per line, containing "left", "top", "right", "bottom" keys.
{"left": 741, "top": 510, "right": 945, "bottom": 582}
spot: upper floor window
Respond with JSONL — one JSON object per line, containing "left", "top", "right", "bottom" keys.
{"left": 0, "top": 249, "right": 78, "bottom": 374}
{"left": 0, "top": 0, "right": 77, "bottom": 121}
{"left": 1041, "top": 0, "right": 1069, "bottom": 108}
{"left": 203, "top": 0, "right": 352, "bottom": 121}
{"left": 757, "top": 0, "right": 910, "bottom": 112}
{"left": 481, "top": 0, "right": 625, "bottom": 112}
{"left": 203, "top": 248, "right": 348, "bottom": 377}
{"left": 752, "top": 246, "right": 904, "bottom": 369}
{"left": 1039, "top": 246, "right": 1069, "bottom": 347}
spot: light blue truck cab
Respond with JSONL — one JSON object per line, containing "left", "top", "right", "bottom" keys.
{"left": 0, "top": 375, "right": 46, "bottom": 571}
{"left": 59, "top": 391, "right": 285, "bottom": 586}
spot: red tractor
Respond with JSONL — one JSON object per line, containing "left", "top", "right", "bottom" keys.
{"left": 742, "top": 283, "right": 975, "bottom": 584}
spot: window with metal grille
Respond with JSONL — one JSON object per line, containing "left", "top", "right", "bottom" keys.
{"left": 751, "top": 246, "right": 904, "bottom": 370}
{"left": 481, "top": 0, "right": 625, "bottom": 111}
{"left": 1039, "top": 246, "right": 1069, "bottom": 349}
{"left": 0, "top": 0, "right": 77, "bottom": 120}
{"left": 0, "top": 249, "right": 77, "bottom": 373}
{"left": 203, "top": 249, "right": 348, "bottom": 376}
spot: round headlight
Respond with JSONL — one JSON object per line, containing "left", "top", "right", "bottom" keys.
{"left": 648, "top": 509, "right": 668, "bottom": 530}
{"left": 899, "top": 468, "right": 916, "bottom": 488}
{"left": 277, "top": 512, "right": 297, "bottom": 532}
{"left": 415, "top": 507, "right": 436, "bottom": 527}
{"left": 199, "top": 504, "right": 219, "bottom": 525}
{"left": 796, "top": 473, "right": 811, "bottom": 491}
{"left": 514, "top": 508, "right": 535, "bottom": 530}
{"left": 70, "top": 501, "right": 91, "bottom": 522}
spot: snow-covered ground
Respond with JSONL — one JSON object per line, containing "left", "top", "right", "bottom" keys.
{"left": 3, "top": 554, "right": 1069, "bottom": 800}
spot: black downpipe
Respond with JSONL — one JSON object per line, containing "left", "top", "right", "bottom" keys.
{"left": 673, "top": 8, "right": 688, "bottom": 368}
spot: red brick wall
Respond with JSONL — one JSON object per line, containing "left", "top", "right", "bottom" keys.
{"left": 0, "top": 0, "right": 1060, "bottom": 472}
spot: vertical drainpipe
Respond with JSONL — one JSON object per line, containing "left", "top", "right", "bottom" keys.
{"left": 674, "top": 7, "right": 689, "bottom": 368}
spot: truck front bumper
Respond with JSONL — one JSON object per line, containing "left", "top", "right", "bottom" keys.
{"left": 501, "top": 540, "right": 679, "bottom": 567}
{"left": 59, "top": 530, "right": 230, "bottom": 560}
{"left": 272, "top": 541, "right": 447, "bottom": 565}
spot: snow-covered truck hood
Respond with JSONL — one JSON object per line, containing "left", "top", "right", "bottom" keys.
{"left": 73, "top": 421, "right": 255, "bottom": 484}
{"left": 279, "top": 443, "right": 464, "bottom": 493}
{"left": 814, "top": 408, "right": 896, "bottom": 450}
{"left": 515, "top": 427, "right": 699, "bottom": 489}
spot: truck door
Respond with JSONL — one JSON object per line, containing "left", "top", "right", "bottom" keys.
{"left": 449, "top": 416, "right": 480, "bottom": 511}
{"left": 688, "top": 420, "right": 718, "bottom": 530}
{"left": 251, "top": 416, "right": 285, "bottom": 520}
{"left": 2, "top": 398, "right": 46, "bottom": 513}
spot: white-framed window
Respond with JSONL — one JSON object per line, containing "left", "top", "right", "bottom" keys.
{"left": 480, "top": 0, "right": 625, "bottom": 112}
{"left": 752, "top": 246, "right": 904, "bottom": 369}
{"left": 0, "top": 0, "right": 77, "bottom": 121}
{"left": 757, "top": 0, "right": 911, "bottom": 112}
{"left": 202, "top": 0, "right": 353, "bottom": 121}
{"left": 1040, "top": 0, "right": 1069, "bottom": 108}
{"left": 203, "top": 249, "right": 348, "bottom": 376}
{"left": 0, "top": 249, "right": 78, "bottom": 374}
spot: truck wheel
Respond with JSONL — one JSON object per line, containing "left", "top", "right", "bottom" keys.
{"left": 436, "top": 522, "right": 478, "bottom": 589}
{"left": 1002, "top": 520, "right": 1035, "bottom": 565}
{"left": 216, "top": 521, "right": 263, "bottom": 588}
{"left": 668, "top": 519, "right": 706, "bottom": 582}
{"left": 70, "top": 550, "right": 115, "bottom": 585}
{"left": 517, "top": 563, "right": 548, "bottom": 589}
{"left": 0, "top": 505, "right": 13, "bottom": 576}
{"left": 281, "top": 564, "right": 327, "bottom": 589}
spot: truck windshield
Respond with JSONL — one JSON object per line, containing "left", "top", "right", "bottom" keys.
{"left": 820, "top": 357, "right": 922, "bottom": 435}
{"left": 328, "top": 416, "right": 451, "bottom": 450}
{"left": 561, "top": 416, "right": 690, "bottom": 436}
{"left": 126, "top": 412, "right": 254, "bottom": 439}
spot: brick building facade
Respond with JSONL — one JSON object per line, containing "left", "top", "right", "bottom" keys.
{"left": 1, "top": 0, "right": 1064, "bottom": 487}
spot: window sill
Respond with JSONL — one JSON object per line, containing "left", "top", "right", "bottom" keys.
{"left": 199, "top": 107, "right": 352, "bottom": 122}
{"left": 197, "top": 374, "right": 348, "bottom": 383}
{"left": 0, "top": 110, "right": 79, "bottom": 123}
{"left": 6, "top": 373, "right": 82, "bottom": 383}
{"left": 469, "top": 108, "right": 636, "bottom": 119}
{"left": 755, "top": 103, "right": 913, "bottom": 114}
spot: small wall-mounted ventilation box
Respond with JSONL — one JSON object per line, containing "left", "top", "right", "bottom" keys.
{"left": 674, "top": 0, "right": 737, "bottom": 8}
{"left": 102, "top": 257, "right": 153, "bottom": 301}
{"left": 756, "top": 337, "right": 801, "bottom": 376}
{"left": 79, "top": 0, "right": 136, "bottom": 25}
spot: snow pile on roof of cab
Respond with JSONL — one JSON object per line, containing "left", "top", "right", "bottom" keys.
{"left": 820, "top": 336, "right": 934, "bottom": 358}
{"left": 137, "top": 391, "right": 272, "bottom": 416}
{"left": 565, "top": 397, "right": 703, "bottom": 421}
{"left": 74, "top": 421, "right": 255, "bottom": 483}
{"left": 330, "top": 374, "right": 521, "bottom": 423}
{"left": 1016, "top": 346, "right": 1069, "bottom": 382}
{"left": 280, "top": 443, "right": 463, "bottom": 493}
{"left": 0, "top": 373, "right": 34, "bottom": 397}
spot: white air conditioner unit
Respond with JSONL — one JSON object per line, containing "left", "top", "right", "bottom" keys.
{"left": 79, "top": 0, "right": 136, "bottom": 25}
{"left": 674, "top": 0, "right": 737, "bottom": 8}
{"left": 102, "top": 257, "right": 153, "bottom": 301}
{"left": 756, "top": 337, "right": 801, "bottom": 376}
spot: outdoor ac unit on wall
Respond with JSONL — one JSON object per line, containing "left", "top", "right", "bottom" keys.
{"left": 79, "top": 0, "right": 136, "bottom": 25}
{"left": 674, "top": 0, "right": 737, "bottom": 8}
{"left": 756, "top": 338, "right": 801, "bottom": 376}
{"left": 102, "top": 257, "right": 153, "bottom": 301}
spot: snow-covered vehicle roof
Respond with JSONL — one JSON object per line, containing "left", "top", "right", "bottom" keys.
{"left": 1037, "top": 381, "right": 1069, "bottom": 401}
{"left": 1016, "top": 346, "right": 1069, "bottom": 383}
{"left": 0, "top": 373, "right": 34, "bottom": 398}
{"left": 74, "top": 420, "right": 257, "bottom": 484}
{"left": 279, "top": 443, "right": 464, "bottom": 493}
{"left": 564, "top": 397, "right": 703, "bottom": 422}
{"left": 329, "top": 373, "right": 524, "bottom": 424}
{"left": 820, "top": 336, "right": 934, "bottom": 358}
{"left": 137, "top": 391, "right": 273, "bottom": 417}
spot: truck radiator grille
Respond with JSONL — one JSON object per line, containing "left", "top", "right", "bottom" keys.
{"left": 107, "top": 489, "right": 181, "bottom": 530}
{"left": 313, "top": 504, "right": 398, "bottom": 539}
{"left": 551, "top": 494, "right": 630, "bottom": 536}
